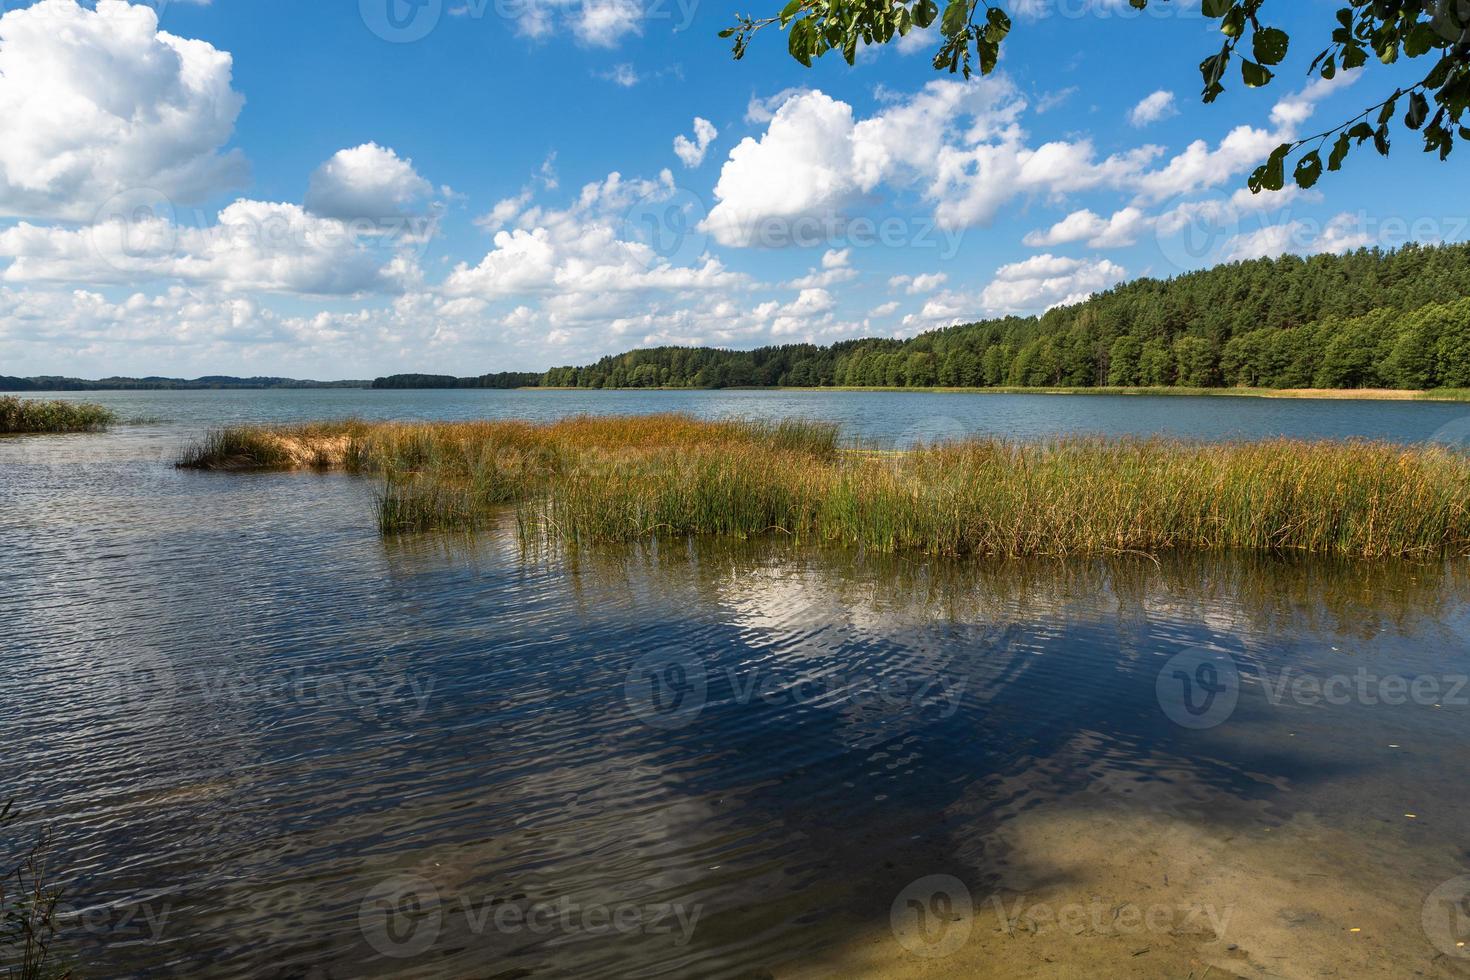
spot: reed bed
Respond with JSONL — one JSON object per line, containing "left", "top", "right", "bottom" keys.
{"left": 175, "top": 415, "right": 1470, "bottom": 559}
{"left": 0, "top": 396, "right": 114, "bottom": 434}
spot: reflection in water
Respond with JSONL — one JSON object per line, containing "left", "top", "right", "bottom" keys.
{"left": 4, "top": 429, "right": 1470, "bottom": 978}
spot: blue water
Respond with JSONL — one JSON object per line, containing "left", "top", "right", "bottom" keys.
{"left": 3, "top": 390, "right": 1470, "bottom": 978}
{"left": 28, "top": 386, "right": 1470, "bottom": 445}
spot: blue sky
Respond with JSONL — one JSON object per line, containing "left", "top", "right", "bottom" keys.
{"left": 0, "top": 0, "right": 1464, "bottom": 378}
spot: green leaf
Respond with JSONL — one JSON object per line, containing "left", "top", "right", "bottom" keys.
{"left": 1252, "top": 27, "right": 1289, "bottom": 66}
{"left": 940, "top": 0, "right": 969, "bottom": 37}
{"left": 977, "top": 36, "right": 998, "bottom": 74}
{"left": 912, "top": 0, "right": 937, "bottom": 29}
{"left": 1221, "top": 7, "right": 1245, "bottom": 37}
{"left": 1241, "top": 59, "right": 1273, "bottom": 88}
{"left": 779, "top": 0, "right": 802, "bottom": 26}
{"left": 1404, "top": 22, "right": 1438, "bottom": 58}
{"left": 788, "top": 18, "right": 812, "bottom": 66}
{"left": 984, "top": 6, "right": 1010, "bottom": 41}
{"left": 1378, "top": 94, "right": 1399, "bottom": 126}
{"left": 1406, "top": 92, "right": 1430, "bottom": 130}
{"left": 1255, "top": 143, "right": 1290, "bottom": 192}
{"left": 1327, "top": 133, "right": 1351, "bottom": 171}
{"left": 1293, "top": 150, "right": 1323, "bottom": 189}
{"left": 1201, "top": 0, "right": 1232, "bottom": 18}
{"left": 1373, "top": 125, "right": 1391, "bottom": 156}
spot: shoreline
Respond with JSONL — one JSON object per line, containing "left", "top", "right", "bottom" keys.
{"left": 531, "top": 385, "right": 1470, "bottom": 402}
{"left": 18, "top": 385, "right": 1470, "bottom": 402}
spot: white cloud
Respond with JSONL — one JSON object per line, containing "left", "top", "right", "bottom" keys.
{"left": 0, "top": 199, "right": 413, "bottom": 296}
{"left": 673, "top": 117, "right": 719, "bottom": 169}
{"left": 1135, "top": 71, "right": 1360, "bottom": 203}
{"left": 599, "top": 63, "right": 640, "bottom": 87}
{"left": 1023, "top": 206, "right": 1149, "bottom": 248}
{"left": 703, "top": 91, "right": 862, "bottom": 247}
{"left": 444, "top": 171, "right": 745, "bottom": 313}
{"left": 574, "top": 0, "right": 643, "bottom": 45}
{"left": 304, "top": 143, "right": 435, "bottom": 222}
{"left": 1223, "top": 212, "right": 1379, "bottom": 261}
{"left": 978, "top": 254, "right": 1126, "bottom": 314}
{"left": 704, "top": 80, "right": 1165, "bottom": 247}
{"left": 786, "top": 248, "right": 858, "bottom": 288}
{"left": 745, "top": 87, "right": 812, "bottom": 124}
{"left": 889, "top": 272, "right": 948, "bottom": 294}
{"left": 0, "top": 0, "right": 248, "bottom": 221}
{"left": 1129, "top": 90, "right": 1177, "bottom": 127}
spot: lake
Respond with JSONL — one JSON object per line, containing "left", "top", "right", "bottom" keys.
{"left": 22, "top": 385, "right": 1470, "bottom": 446}
{"left": 3, "top": 389, "right": 1470, "bottom": 978}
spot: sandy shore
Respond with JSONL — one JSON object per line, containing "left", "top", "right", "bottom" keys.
{"left": 782, "top": 741, "right": 1467, "bottom": 980}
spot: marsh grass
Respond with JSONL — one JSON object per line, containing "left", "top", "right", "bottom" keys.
{"left": 175, "top": 415, "right": 1470, "bottom": 559}
{"left": 0, "top": 397, "right": 113, "bottom": 434}
{"left": 1, "top": 802, "right": 70, "bottom": 980}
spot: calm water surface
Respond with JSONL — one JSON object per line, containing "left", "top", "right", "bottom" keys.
{"left": 27, "top": 385, "right": 1470, "bottom": 444}
{"left": 3, "top": 390, "right": 1470, "bottom": 978}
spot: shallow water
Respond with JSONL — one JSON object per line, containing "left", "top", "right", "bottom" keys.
{"left": 4, "top": 393, "right": 1470, "bottom": 978}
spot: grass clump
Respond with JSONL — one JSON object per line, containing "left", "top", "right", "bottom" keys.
{"left": 0, "top": 397, "right": 113, "bottom": 434}
{"left": 175, "top": 414, "right": 1470, "bottom": 559}
{"left": 524, "top": 433, "right": 1470, "bottom": 560}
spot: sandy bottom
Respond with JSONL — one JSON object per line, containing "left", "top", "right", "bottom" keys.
{"left": 785, "top": 777, "right": 1469, "bottom": 979}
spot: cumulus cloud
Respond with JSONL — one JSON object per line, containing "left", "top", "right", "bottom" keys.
{"left": 444, "top": 170, "right": 746, "bottom": 314}
{"left": 786, "top": 248, "right": 858, "bottom": 288}
{"left": 0, "top": 200, "right": 412, "bottom": 295}
{"left": 1023, "top": 206, "right": 1149, "bottom": 248}
{"left": 703, "top": 79, "right": 1162, "bottom": 246}
{"left": 745, "top": 87, "right": 813, "bottom": 124}
{"left": 509, "top": 0, "right": 646, "bottom": 45}
{"left": 0, "top": 0, "right": 248, "bottom": 222}
{"left": 1129, "top": 90, "right": 1177, "bottom": 127}
{"left": 702, "top": 91, "right": 863, "bottom": 247}
{"left": 1134, "top": 71, "right": 1359, "bottom": 203}
{"left": 673, "top": 118, "right": 719, "bottom": 168}
{"left": 1223, "top": 212, "right": 1378, "bottom": 262}
{"left": 304, "top": 143, "right": 435, "bottom": 222}
{"left": 889, "top": 272, "right": 948, "bottom": 294}
{"left": 978, "top": 254, "right": 1126, "bottom": 314}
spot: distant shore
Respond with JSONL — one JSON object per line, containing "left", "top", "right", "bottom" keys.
{"left": 15, "top": 382, "right": 1470, "bottom": 402}
{"left": 533, "top": 385, "right": 1470, "bottom": 402}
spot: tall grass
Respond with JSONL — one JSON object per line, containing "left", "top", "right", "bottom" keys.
{"left": 175, "top": 415, "right": 1470, "bottom": 559}
{"left": 0, "top": 397, "right": 113, "bottom": 434}
{"left": 1, "top": 802, "right": 70, "bottom": 980}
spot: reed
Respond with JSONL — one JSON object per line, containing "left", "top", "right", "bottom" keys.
{"left": 174, "top": 415, "right": 1470, "bottom": 559}
{"left": 0, "top": 397, "right": 114, "bottom": 434}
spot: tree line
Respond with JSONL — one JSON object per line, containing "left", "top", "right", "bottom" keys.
{"left": 537, "top": 243, "right": 1470, "bottom": 391}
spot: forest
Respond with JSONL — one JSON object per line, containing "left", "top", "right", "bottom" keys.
{"left": 535, "top": 243, "right": 1470, "bottom": 391}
